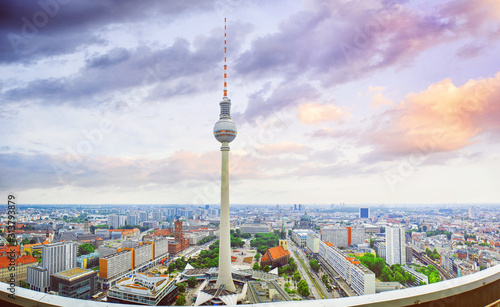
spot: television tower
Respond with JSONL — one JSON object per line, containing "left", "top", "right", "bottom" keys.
{"left": 214, "top": 18, "right": 237, "bottom": 292}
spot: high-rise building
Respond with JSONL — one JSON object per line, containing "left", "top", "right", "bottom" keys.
{"left": 153, "top": 211, "right": 162, "bottom": 222}
{"left": 27, "top": 241, "right": 77, "bottom": 293}
{"left": 386, "top": 226, "right": 406, "bottom": 266}
{"left": 108, "top": 214, "right": 126, "bottom": 229}
{"left": 176, "top": 208, "right": 188, "bottom": 219}
{"left": 208, "top": 208, "right": 220, "bottom": 217}
{"left": 359, "top": 207, "right": 370, "bottom": 219}
{"left": 127, "top": 213, "right": 138, "bottom": 226}
{"left": 139, "top": 211, "right": 149, "bottom": 223}
{"left": 213, "top": 18, "right": 237, "bottom": 292}
{"left": 166, "top": 208, "right": 176, "bottom": 218}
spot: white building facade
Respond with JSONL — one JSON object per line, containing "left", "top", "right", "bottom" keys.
{"left": 386, "top": 226, "right": 406, "bottom": 266}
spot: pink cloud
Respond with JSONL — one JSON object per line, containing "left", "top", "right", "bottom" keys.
{"left": 367, "top": 86, "right": 393, "bottom": 109}
{"left": 366, "top": 72, "right": 500, "bottom": 156}
{"left": 297, "top": 103, "right": 351, "bottom": 124}
{"left": 255, "top": 141, "right": 309, "bottom": 156}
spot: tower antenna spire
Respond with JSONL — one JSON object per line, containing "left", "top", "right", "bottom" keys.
{"left": 223, "top": 17, "right": 228, "bottom": 98}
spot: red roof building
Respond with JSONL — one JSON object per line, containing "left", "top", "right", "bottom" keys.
{"left": 260, "top": 246, "right": 290, "bottom": 268}
{"left": 0, "top": 254, "right": 38, "bottom": 283}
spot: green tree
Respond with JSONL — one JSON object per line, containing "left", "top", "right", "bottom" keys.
{"left": 293, "top": 270, "right": 301, "bottom": 282}
{"left": 309, "top": 259, "right": 320, "bottom": 272}
{"left": 187, "top": 277, "right": 197, "bottom": 288}
{"left": 175, "top": 293, "right": 186, "bottom": 306}
{"left": 21, "top": 238, "right": 30, "bottom": 245}
{"left": 263, "top": 265, "right": 271, "bottom": 272}
{"left": 297, "top": 280, "right": 310, "bottom": 297}
{"left": 253, "top": 263, "right": 261, "bottom": 270}
{"left": 176, "top": 283, "right": 186, "bottom": 293}
{"left": 254, "top": 253, "right": 261, "bottom": 260}
{"left": 78, "top": 243, "right": 95, "bottom": 256}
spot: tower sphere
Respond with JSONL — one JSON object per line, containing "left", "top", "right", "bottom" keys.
{"left": 214, "top": 118, "right": 237, "bottom": 143}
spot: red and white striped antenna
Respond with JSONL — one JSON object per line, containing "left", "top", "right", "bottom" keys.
{"left": 223, "top": 18, "right": 228, "bottom": 98}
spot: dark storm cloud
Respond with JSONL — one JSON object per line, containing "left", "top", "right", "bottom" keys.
{"left": 0, "top": 0, "right": 216, "bottom": 64}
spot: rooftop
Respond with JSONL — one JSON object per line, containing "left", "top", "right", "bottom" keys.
{"left": 53, "top": 267, "right": 95, "bottom": 280}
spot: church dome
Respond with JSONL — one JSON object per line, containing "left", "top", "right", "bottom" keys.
{"left": 300, "top": 212, "right": 311, "bottom": 222}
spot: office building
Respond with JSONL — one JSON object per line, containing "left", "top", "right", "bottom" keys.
{"left": 50, "top": 267, "right": 98, "bottom": 299}
{"left": 359, "top": 207, "right": 370, "bottom": 219}
{"left": 386, "top": 226, "right": 406, "bottom": 266}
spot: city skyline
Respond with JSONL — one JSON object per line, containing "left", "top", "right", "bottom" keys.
{"left": 1, "top": 1, "right": 500, "bottom": 205}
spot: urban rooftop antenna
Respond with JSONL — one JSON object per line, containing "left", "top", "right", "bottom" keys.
{"left": 224, "top": 17, "right": 227, "bottom": 98}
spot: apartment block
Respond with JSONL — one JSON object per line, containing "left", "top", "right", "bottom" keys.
{"left": 319, "top": 240, "right": 375, "bottom": 295}
{"left": 99, "top": 250, "right": 133, "bottom": 280}
{"left": 386, "top": 226, "right": 406, "bottom": 266}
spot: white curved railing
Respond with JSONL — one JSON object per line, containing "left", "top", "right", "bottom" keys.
{"left": 1, "top": 264, "right": 500, "bottom": 306}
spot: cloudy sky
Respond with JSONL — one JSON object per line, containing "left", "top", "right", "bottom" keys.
{"left": 1, "top": 0, "right": 500, "bottom": 205}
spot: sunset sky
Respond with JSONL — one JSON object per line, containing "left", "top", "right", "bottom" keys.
{"left": 1, "top": 0, "right": 500, "bottom": 205}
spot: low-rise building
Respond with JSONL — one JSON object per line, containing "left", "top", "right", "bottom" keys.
{"left": 240, "top": 224, "right": 271, "bottom": 235}
{"left": 107, "top": 273, "right": 178, "bottom": 305}
{"left": 402, "top": 266, "right": 428, "bottom": 285}
{"left": 292, "top": 229, "right": 315, "bottom": 247}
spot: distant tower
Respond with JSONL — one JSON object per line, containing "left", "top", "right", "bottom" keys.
{"left": 84, "top": 217, "right": 90, "bottom": 233}
{"left": 279, "top": 219, "right": 288, "bottom": 251}
{"left": 214, "top": 18, "right": 237, "bottom": 292}
{"left": 174, "top": 220, "right": 183, "bottom": 243}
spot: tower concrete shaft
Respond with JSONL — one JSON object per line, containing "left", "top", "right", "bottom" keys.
{"left": 215, "top": 141, "right": 236, "bottom": 291}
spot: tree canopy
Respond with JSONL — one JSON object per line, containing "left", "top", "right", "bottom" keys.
{"left": 250, "top": 232, "right": 279, "bottom": 255}
{"left": 78, "top": 243, "right": 95, "bottom": 256}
